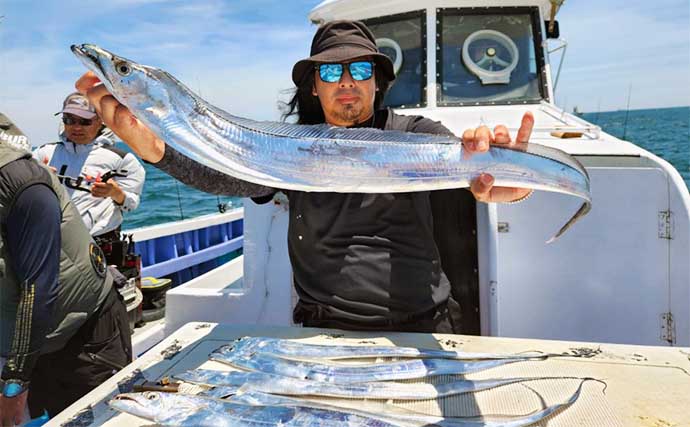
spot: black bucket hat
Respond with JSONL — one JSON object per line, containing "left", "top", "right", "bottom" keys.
{"left": 291, "top": 20, "right": 396, "bottom": 85}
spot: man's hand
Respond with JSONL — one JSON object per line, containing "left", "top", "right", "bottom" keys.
{"left": 462, "top": 112, "right": 535, "bottom": 203}
{"left": 91, "top": 178, "right": 126, "bottom": 205}
{"left": 76, "top": 72, "right": 166, "bottom": 163}
{"left": 0, "top": 390, "right": 28, "bottom": 427}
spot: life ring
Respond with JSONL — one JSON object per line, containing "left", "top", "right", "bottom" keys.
{"left": 376, "top": 37, "right": 403, "bottom": 75}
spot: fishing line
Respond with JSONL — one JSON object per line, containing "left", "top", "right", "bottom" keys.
{"left": 173, "top": 179, "right": 184, "bottom": 220}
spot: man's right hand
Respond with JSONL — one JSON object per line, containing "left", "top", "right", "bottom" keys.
{"left": 76, "top": 72, "right": 166, "bottom": 163}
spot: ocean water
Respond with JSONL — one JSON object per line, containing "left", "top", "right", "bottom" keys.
{"left": 122, "top": 106, "right": 690, "bottom": 230}
{"left": 581, "top": 106, "right": 689, "bottom": 188}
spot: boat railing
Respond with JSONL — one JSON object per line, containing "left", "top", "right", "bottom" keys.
{"left": 124, "top": 208, "right": 245, "bottom": 285}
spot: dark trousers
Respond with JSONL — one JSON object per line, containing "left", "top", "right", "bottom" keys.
{"left": 296, "top": 296, "right": 463, "bottom": 334}
{"left": 28, "top": 286, "right": 132, "bottom": 417}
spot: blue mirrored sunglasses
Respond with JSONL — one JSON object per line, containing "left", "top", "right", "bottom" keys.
{"left": 317, "top": 61, "right": 374, "bottom": 83}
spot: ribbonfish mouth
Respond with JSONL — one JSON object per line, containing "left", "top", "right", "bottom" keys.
{"left": 176, "top": 368, "right": 587, "bottom": 401}
{"left": 209, "top": 336, "right": 545, "bottom": 360}
{"left": 209, "top": 351, "right": 537, "bottom": 384}
{"left": 71, "top": 44, "right": 591, "bottom": 243}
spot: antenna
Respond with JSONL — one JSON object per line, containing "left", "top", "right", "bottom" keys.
{"left": 622, "top": 84, "right": 632, "bottom": 140}
{"left": 594, "top": 98, "right": 601, "bottom": 124}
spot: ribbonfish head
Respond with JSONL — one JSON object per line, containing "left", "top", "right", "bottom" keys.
{"left": 71, "top": 44, "right": 189, "bottom": 137}
{"left": 108, "top": 391, "right": 207, "bottom": 423}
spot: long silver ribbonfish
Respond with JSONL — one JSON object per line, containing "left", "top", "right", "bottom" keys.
{"left": 209, "top": 351, "right": 534, "bottom": 384}
{"left": 222, "top": 384, "right": 590, "bottom": 427}
{"left": 108, "top": 391, "right": 399, "bottom": 426}
{"left": 176, "top": 368, "right": 585, "bottom": 401}
{"left": 72, "top": 44, "right": 591, "bottom": 242}
{"left": 210, "top": 336, "right": 544, "bottom": 361}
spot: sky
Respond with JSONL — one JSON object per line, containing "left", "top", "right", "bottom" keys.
{"left": 0, "top": 0, "right": 688, "bottom": 146}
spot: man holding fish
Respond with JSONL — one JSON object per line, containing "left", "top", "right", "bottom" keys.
{"left": 75, "top": 21, "right": 535, "bottom": 334}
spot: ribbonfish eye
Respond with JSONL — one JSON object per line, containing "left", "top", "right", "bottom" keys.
{"left": 115, "top": 61, "right": 132, "bottom": 76}
{"left": 144, "top": 392, "right": 159, "bottom": 400}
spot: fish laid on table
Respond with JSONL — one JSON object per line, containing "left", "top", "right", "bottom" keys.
{"left": 209, "top": 351, "right": 535, "bottom": 384}
{"left": 209, "top": 336, "right": 545, "bottom": 360}
{"left": 108, "top": 392, "right": 400, "bottom": 426}
{"left": 176, "top": 369, "right": 579, "bottom": 400}
{"left": 72, "top": 44, "right": 591, "bottom": 242}
{"left": 221, "top": 384, "right": 590, "bottom": 427}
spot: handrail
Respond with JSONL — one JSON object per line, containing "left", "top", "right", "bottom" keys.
{"left": 141, "top": 235, "right": 243, "bottom": 278}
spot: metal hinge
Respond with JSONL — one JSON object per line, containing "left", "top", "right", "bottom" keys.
{"left": 658, "top": 211, "right": 673, "bottom": 239}
{"left": 660, "top": 312, "right": 675, "bottom": 345}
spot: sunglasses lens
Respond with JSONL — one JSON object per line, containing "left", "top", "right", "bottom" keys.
{"left": 319, "top": 64, "right": 343, "bottom": 83}
{"left": 63, "top": 116, "right": 92, "bottom": 126}
{"left": 349, "top": 61, "right": 373, "bottom": 81}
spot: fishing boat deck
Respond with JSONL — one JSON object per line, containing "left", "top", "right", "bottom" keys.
{"left": 49, "top": 322, "right": 690, "bottom": 426}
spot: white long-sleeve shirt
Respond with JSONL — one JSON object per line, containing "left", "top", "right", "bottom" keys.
{"left": 33, "top": 134, "right": 145, "bottom": 236}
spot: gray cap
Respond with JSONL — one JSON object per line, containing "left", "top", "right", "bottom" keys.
{"left": 59, "top": 92, "right": 97, "bottom": 119}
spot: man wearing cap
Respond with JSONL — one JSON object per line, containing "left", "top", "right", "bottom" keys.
{"left": 76, "top": 20, "right": 533, "bottom": 333}
{"left": 33, "top": 92, "right": 145, "bottom": 239}
{"left": 0, "top": 128, "right": 132, "bottom": 423}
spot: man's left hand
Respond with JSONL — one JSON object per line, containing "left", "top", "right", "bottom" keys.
{"left": 0, "top": 390, "right": 28, "bottom": 427}
{"left": 91, "top": 179, "right": 126, "bottom": 205}
{"left": 462, "top": 112, "right": 534, "bottom": 203}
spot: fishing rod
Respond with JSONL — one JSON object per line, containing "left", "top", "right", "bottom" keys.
{"left": 56, "top": 169, "right": 128, "bottom": 193}
{"left": 622, "top": 83, "right": 632, "bottom": 140}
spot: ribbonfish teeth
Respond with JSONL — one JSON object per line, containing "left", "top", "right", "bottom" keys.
{"left": 177, "top": 368, "right": 587, "bottom": 401}
{"left": 227, "top": 381, "right": 592, "bottom": 427}
{"left": 209, "top": 351, "right": 538, "bottom": 384}
{"left": 109, "top": 391, "right": 402, "bottom": 426}
{"left": 211, "top": 336, "right": 546, "bottom": 360}
{"left": 71, "top": 43, "right": 592, "bottom": 243}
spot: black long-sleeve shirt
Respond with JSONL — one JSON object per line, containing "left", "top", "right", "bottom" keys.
{"left": 1, "top": 159, "right": 61, "bottom": 381}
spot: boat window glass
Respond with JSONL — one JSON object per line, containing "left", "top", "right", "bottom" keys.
{"left": 363, "top": 11, "right": 426, "bottom": 109}
{"left": 437, "top": 8, "right": 546, "bottom": 106}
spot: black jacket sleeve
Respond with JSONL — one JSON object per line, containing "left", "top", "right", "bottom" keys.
{"left": 153, "top": 145, "right": 276, "bottom": 198}
{"left": 404, "top": 115, "right": 456, "bottom": 137}
{"left": 0, "top": 160, "right": 61, "bottom": 382}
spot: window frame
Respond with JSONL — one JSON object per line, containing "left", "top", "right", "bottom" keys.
{"left": 436, "top": 6, "right": 549, "bottom": 107}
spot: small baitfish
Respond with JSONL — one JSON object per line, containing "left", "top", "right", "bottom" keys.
{"left": 210, "top": 336, "right": 544, "bottom": 361}
{"left": 176, "top": 369, "right": 579, "bottom": 400}
{"left": 72, "top": 44, "right": 591, "bottom": 242}
{"left": 108, "top": 391, "right": 400, "bottom": 426}
{"left": 209, "top": 351, "right": 534, "bottom": 384}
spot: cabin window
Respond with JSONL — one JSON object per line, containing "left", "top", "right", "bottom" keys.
{"left": 437, "top": 7, "right": 546, "bottom": 106}
{"left": 363, "top": 10, "right": 426, "bottom": 109}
